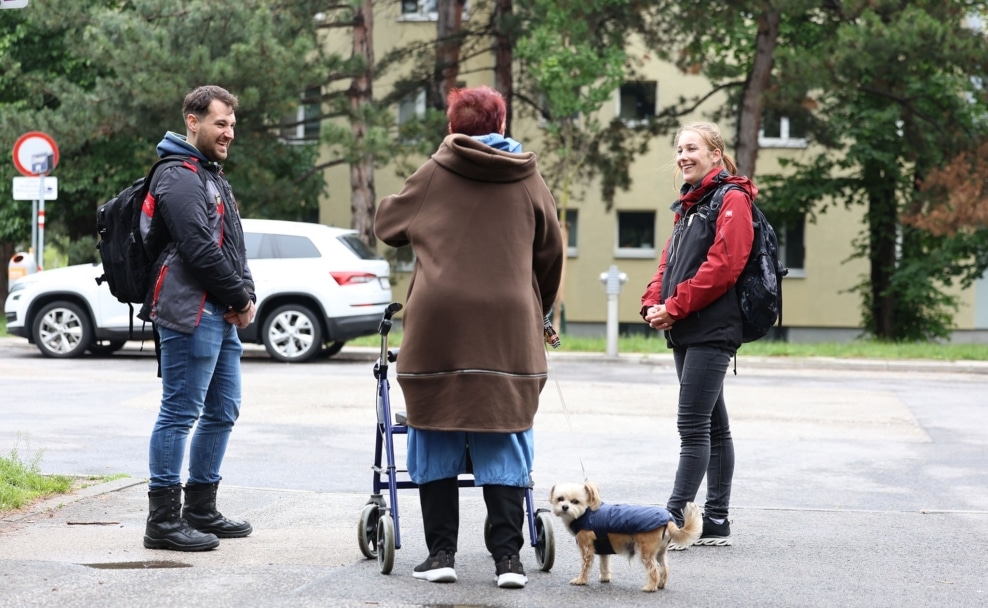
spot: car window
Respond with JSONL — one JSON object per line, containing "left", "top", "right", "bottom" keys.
{"left": 244, "top": 232, "right": 321, "bottom": 259}
{"left": 338, "top": 234, "right": 383, "bottom": 260}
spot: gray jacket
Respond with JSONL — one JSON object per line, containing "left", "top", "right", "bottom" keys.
{"left": 139, "top": 132, "right": 254, "bottom": 333}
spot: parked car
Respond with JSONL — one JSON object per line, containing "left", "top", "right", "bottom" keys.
{"left": 3, "top": 219, "right": 392, "bottom": 362}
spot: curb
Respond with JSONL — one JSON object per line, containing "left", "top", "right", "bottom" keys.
{"left": 345, "top": 344, "right": 988, "bottom": 373}
{"left": 2, "top": 477, "right": 147, "bottom": 524}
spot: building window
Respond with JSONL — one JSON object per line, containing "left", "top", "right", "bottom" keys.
{"left": 616, "top": 211, "right": 656, "bottom": 258}
{"left": 400, "top": 1, "right": 469, "bottom": 21}
{"left": 281, "top": 87, "right": 321, "bottom": 143}
{"left": 397, "top": 89, "right": 426, "bottom": 125}
{"left": 401, "top": 0, "right": 436, "bottom": 19}
{"left": 617, "top": 81, "right": 657, "bottom": 124}
{"left": 778, "top": 218, "right": 806, "bottom": 277}
{"left": 558, "top": 208, "right": 578, "bottom": 257}
{"left": 759, "top": 110, "right": 808, "bottom": 148}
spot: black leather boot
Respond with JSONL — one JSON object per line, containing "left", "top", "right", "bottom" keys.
{"left": 182, "top": 482, "right": 253, "bottom": 538}
{"left": 144, "top": 485, "right": 219, "bottom": 551}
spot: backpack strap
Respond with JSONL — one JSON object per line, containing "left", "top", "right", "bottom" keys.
{"left": 708, "top": 183, "right": 746, "bottom": 214}
{"left": 146, "top": 155, "right": 209, "bottom": 199}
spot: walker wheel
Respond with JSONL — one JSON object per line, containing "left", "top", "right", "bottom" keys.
{"left": 377, "top": 514, "right": 396, "bottom": 574}
{"left": 534, "top": 509, "right": 555, "bottom": 572}
{"left": 357, "top": 504, "right": 380, "bottom": 559}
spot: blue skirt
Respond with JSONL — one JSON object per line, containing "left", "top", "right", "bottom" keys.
{"left": 406, "top": 427, "right": 534, "bottom": 487}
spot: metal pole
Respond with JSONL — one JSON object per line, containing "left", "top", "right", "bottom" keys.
{"left": 37, "top": 173, "right": 45, "bottom": 271}
{"left": 31, "top": 198, "right": 38, "bottom": 259}
{"left": 606, "top": 293, "right": 619, "bottom": 357}
{"left": 599, "top": 265, "right": 628, "bottom": 359}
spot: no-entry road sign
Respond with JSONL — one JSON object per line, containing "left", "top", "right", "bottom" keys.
{"left": 12, "top": 131, "right": 59, "bottom": 176}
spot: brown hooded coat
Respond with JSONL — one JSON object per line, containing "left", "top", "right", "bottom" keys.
{"left": 374, "top": 134, "right": 564, "bottom": 432}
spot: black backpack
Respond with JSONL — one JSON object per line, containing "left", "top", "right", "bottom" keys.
{"left": 95, "top": 157, "right": 190, "bottom": 305}
{"left": 710, "top": 184, "right": 789, "bottom": 342}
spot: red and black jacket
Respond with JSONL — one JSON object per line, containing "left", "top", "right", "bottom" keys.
{"left": 640, "top": 168, "right": 755, "bottom": 350}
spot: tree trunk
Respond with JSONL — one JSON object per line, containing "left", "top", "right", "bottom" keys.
{"left": 430, "top": 0, "right": 466, "bottom": 111}
{"left": 347, "top": 0, "right": 377, "bottom": 248}
{"left": 350, "top": 0, "right": 377, "bottom": 247}
{"left": 0, "top": 241, "right": 14, "bottom": 304}
{"left": 493, "top": 0, "right": 514, "bottom": 135}
{"left": 735, "top": 8, "right": 780, "bottom": 178}
{"left": 865, "top": 161, "right": 899, "bottom": 340}
{"left": 552, "top": 120, "right": 576, "bottom": 331}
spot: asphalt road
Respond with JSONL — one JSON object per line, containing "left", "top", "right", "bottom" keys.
{"left": 1, "top": 336, "right": 986, "bottom": 607}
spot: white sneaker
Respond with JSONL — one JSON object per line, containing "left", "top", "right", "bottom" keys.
{"left": 412, "top": 550, "right": 457, "bottom": 583}
{"left": 495, "top": 554, "right": 527, "bottom": 588}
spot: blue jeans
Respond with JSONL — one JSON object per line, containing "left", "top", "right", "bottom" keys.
{"left": 148, "top": 301, "right": 243, "bottom": 489}
{"left": 667, "top": 345, "right": 735, "bottom": 523}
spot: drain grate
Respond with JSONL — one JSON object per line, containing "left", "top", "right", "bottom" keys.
{"left": 80, "top": 561, "right": 192, "bottom": 570}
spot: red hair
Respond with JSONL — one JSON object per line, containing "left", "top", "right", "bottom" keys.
{"left": 446, "top": 86, "right": 506, "bottom": 136}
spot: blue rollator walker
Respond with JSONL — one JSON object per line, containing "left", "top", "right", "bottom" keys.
{"left": 357, "top": 302, "right": 556, "bottom": 574}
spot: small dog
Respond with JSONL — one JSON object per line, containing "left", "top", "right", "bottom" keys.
{"left": 549, "top": 481, "right": 702, "bottom": 592}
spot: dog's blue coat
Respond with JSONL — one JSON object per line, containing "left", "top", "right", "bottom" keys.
{"left": 568, "top": 503, "right": 673, "bottom": 555}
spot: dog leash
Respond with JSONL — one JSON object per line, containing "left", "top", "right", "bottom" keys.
{"left": 543, "top": 316, "right": 589, "bottom": 482}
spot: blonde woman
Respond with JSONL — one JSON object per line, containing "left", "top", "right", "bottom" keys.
{"left": 641, "top": 122, "right": 755, "bottom": 548}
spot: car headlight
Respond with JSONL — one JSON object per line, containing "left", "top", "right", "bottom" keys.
{"left": 8, "top": 280, "right": 28, "bottom": 294}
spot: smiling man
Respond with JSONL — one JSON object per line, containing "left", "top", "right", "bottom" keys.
{"left": 139, "top": 85, "right": 257, "bottom": 552}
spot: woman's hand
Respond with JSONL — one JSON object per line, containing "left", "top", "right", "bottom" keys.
{"left": 645, "top": 304, "right": 675, "bottom": 331}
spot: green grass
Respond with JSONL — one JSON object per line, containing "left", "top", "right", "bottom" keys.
{"left": 0, "top": 439, "right": 74, "bottom": 514}
{"left": 0, "top": 315, "right": 6, "bottom": 336}
{"left": 0, "top": 438, "right": 128, "bottom": 516}
{"left": 349, "top": 331, "right": 988, "bottom": 361}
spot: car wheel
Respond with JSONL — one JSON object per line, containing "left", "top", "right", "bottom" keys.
{"left": 88, "top": 340, "right": 126, "bottom": 356}
{"left": 262, "top": 304, "right": 323, "bottom": 363}
{"left": 323, "top": 341, "right": 345, "bottom": 358}
{"left": 32, "top": 301, "right": 93, "bottom": 359}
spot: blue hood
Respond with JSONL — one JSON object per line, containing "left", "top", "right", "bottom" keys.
{"left": 156, "top": 131, "right": 208, "bottom": 162}
{"left": 471, "top": 133, "right": 523, "bottom": 154}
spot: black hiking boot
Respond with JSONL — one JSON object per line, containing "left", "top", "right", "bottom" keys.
{"left": 144, "top": 485, "right": 219, "bottom": 551}
{"left": 182, "top": 482, "right": 253, "bottom": 538}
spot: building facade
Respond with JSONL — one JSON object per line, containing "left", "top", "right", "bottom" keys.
{"left": 315, "top": 3, "right": 988, "bottom": 343}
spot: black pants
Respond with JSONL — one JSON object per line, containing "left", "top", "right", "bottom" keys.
{"left": 667, "top": 345, "right": 735, "bottom": 523}
{"left": 419, "top": 478, "right": 525, "bottom": 561}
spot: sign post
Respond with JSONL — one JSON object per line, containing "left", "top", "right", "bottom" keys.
{"left": 33, "top": 153, "right": 49, "bottom": 270}
{"left": 12, "top": 131, "right": 59, "bottom": 271}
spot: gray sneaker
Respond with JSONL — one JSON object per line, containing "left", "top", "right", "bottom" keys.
{"left": 495, "top": 554, "right": 527, "bottom": 588}
{"left": 412, "top": 550, "right": 457, "bottom": 583}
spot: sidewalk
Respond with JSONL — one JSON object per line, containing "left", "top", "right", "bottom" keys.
{"left": 1, "top": 345, "right": 986, "bottom": 607}
{"left": 1, "top": 477, "right": 984, "bottom": 608}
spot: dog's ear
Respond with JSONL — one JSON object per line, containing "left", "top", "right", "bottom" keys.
{"left": 548, "top": 484, "right": 556, "bottom": 502}
{"left": 584, "top": 481, "right": 602, "bottom": 510}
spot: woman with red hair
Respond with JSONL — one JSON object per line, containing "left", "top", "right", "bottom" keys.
{"left": 376, "top": 85, "right": 563, "bottom": 589}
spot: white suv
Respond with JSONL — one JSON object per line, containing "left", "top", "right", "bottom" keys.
{"left": 3, "top": 218, "right": 392, "bottom": 362}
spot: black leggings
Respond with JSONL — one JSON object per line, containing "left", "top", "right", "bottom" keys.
{"left": 667, "top": 345, "right": 735, "bottom": 523}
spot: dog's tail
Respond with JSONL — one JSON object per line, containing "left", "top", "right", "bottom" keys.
{"left": 668, "top": 502, "right": 703, "bottom": 547}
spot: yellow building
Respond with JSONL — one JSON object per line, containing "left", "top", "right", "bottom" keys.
{"left": 316, "top": 3, "right": 988, "bottom": 343}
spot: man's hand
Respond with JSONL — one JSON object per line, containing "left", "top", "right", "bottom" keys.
{"left": 224, "top": 300, "right": 256, "bottom": 329}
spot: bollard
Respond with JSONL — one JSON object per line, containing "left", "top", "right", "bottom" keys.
{"left": 598, "top": 265, "right": 628, "bottom": 358}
